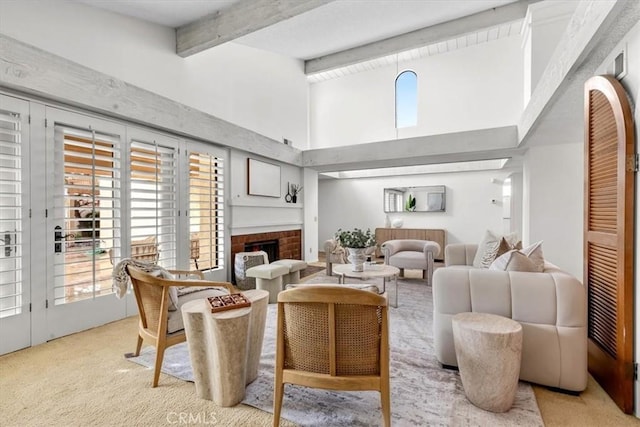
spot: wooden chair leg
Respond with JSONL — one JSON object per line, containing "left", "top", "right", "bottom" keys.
{"left": 152, "top": 345, "right": 166, "bottom": 387}
{"left": 380, "top": 381, "right": 391, "bottom": 427}
{"left": 273, "top": 379, "right": 284, "bottom": 427}
{"left": 134, "top": 335, "right": 143, "bottom": 356}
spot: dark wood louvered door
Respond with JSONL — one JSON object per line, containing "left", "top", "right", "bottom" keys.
{"left": 584, "top": 75, "right": 635, "bottom": 414}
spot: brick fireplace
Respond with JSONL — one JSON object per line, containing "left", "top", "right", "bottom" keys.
{"left": 231, "top": 229, "right": 302, "bottom": 265}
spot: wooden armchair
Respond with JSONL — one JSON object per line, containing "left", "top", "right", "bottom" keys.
{"left": 273, "top": 285, "right": 390, "bottom": 426}
{"left": 125, "top": 266, "right": 235, "bottom": 387}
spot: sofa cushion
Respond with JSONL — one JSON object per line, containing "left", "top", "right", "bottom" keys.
{"left": 496, "top": 237, "right": 522, "bottom": 258}
{"left": 489, "top": 250, "right": 537, "bottom": 272}
{"left": 522, "top": 241, "right": 545, "bottom": 272}
{"left": 472, "top": 230, "right": 518, "bottom": 269}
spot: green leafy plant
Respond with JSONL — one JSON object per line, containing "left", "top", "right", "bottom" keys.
{"left": 405, "top": 194, "right": 416, "bottom": 211}
{"left": 335, "top": 227, "right": 376, "bottom": 249}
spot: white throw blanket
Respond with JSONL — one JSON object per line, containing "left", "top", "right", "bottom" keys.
{"left": 112, "top": 258, "right": 170, "bottom": 299}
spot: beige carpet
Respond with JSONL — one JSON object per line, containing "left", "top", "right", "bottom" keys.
{"left": 0, "top": 266, "right": 638, "bottom": 426}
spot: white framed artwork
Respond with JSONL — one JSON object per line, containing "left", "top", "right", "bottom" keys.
{"left": 247, "top": 158, "right": 281, "bottom": 198}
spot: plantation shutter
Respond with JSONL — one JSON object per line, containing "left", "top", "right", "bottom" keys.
{"left": 55, "top": 126, "right": 121, "bottom": 303}
{"left": 188, "top": 151, "right": 224, "bottom": 271}
{"left": 0, "top": 109, "right": 24, "bottom": 317}
{"left": 584, "top": 75, "right": 635, "bottom": 414}
{"left": 128, "top": 140, "right": 178, "bottom": 269}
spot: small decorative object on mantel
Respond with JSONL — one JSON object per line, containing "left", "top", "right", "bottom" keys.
{"left": 391, "top": 218, "right": 403, "bottom": 228}
{"left": 207, "top": 293, "right": 251, "bottom": 313}
{"left": 335, "top": 227, "right": 376, "bottom": 272}
{"left": 288, "top": 183, "right": 303, "bottom": 203}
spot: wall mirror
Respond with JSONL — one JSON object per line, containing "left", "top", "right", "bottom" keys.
{"left": 384, "top": 185, "right": 446, "bottom": 212}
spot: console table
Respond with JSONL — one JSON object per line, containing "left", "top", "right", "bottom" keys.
{"left": 375, "top": 228, "right": 446, "bottom": 261}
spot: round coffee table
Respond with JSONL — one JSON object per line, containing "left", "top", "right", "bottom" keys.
{"left": 332, "top": 263, "right": 400, "bottom": 307}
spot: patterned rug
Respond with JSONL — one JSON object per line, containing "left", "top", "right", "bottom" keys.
{"left": 127, "top": 274, "right": 544, "bottom": 426}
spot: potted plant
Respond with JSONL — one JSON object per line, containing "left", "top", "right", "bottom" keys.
{"left": 405, "top": 194, "right": 416, "bottom": 211}
{"left": 335, "top": 228, "right": 376, "bottom": 272}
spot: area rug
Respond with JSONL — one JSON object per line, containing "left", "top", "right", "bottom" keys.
{"left": 128, "top": 274, "right": 544, "bottom": 426}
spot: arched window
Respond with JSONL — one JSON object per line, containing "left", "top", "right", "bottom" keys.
{"left": 395, "top": 70, "right": 417, "bottom": 128}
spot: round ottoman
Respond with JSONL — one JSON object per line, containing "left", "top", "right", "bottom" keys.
{"left": 452, "top": 312, "right": 523, "bottom": 413}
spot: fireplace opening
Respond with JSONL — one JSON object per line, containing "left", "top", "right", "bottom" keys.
{"left": 244, "top": 239, "right": 279, "bottom": 263}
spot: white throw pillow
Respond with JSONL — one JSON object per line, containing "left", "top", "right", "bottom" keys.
{"left": 521, "top": 241, "right": 545, "bottom": 272}
{"left": 472, "top": 230, "right": 519, "bottom": 269}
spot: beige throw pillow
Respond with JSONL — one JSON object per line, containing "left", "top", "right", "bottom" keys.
{"left": 472, "top": 230, "right": 519, "bottom": 269}
{"left": 489, "top": 241, "right": 545, "bottom": 272}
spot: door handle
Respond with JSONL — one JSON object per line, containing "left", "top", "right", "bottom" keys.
{"left": 2, "top": 232, "right": 12, "bottom": 257}
{"left": 54, "top": 226, "right": 72, "bottom": 253}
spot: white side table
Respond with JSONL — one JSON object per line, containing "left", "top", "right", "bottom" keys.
{"left": 452, "top": 312, "right": 523, "bottom": 412}
{"left": 181, "top": 289, "right": 269, "bottom": 406}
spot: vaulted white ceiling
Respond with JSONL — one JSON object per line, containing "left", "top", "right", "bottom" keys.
{"left": 75, "top": 0, "right": 522, "bottom": 63}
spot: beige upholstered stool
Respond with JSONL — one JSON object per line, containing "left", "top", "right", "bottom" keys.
{"left": 452, "top": 312, "right": 523, "bottom": 413}
{"left": 271, "top": 259, "right": 308, "bottom": 285}
{"left": 245, "top": 263, "right": 289, "bottom": 303}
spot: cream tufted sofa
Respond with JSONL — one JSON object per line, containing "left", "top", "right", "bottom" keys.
{"left": 432, "top": 243, "right": 588, "bottom": 392}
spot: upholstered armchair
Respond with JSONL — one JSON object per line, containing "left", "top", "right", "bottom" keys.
{"left": 324, "top": 239, "right": 378, "bottom": 275}
{"left": 125, "top": 266, "right": 235, "bottom": 387}
{"left": 381, "top": 239, "right": 441, "bottom": 285}
{"left": 323, "top": 239, "right": 347, "bottom": 275}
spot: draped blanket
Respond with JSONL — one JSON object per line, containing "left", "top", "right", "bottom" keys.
{"left": 112, "top": 258, "right": 170, "bottom": 299}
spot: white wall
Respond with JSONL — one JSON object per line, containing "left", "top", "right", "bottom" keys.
{"left": 303, "top": 168, "right": 319, "bottom": 262}
{"left": 229, "top": 151, "right": 304, "bottom": 236}
{"left": 310, "top": 34, "right": 523, "bottom": 148}
{"left": 522, "top": 1, "right": 578, "bottom": 106}
{"left": 318, "top": 169, "right": 513, "bottom": 251}
{"left": 0, "top": 0, "right": 309, "bottom": 150}
{"left": 523, "top": 143, "right": 583, "bottom": 278}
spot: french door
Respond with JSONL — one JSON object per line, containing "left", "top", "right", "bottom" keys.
{"left": 0, "top": 95, "right": 31, "bottom": 354}
{"left": 43, "top": 108, "right": 128, "bottom": 339}
{"left": 0, "top": 94, "right": 229, "bottom": 354}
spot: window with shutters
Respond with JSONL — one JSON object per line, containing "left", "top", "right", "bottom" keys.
{"left": 189, "top": 151, "right": 224, "bottom": 271}
{"left": 0, "top": 110, "right": 23, "bottom": 317}
{"left": 128, "top": 140, "right": 178, "bottom": 269}
{"left": 55, "top": 127, "right": 121, "bottom": 303}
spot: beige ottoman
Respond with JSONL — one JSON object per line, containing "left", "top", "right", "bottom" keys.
{"left": 272, "top": 259, "right": 308, "bottom": 285}
{"left": 452, "top": 312, "right": 523, "bottom": 413}
{"left": 246, "top": 263, "right": 289, "bottom": 303}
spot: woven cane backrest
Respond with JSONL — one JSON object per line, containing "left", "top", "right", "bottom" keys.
{"left": 279, "top": 286, "right": 387, "bottom": 378}
{"left": 127, "top": 268, "right": 169, "bottom": 333}
{"left": 283, "top": 303, "right": 382, "bottom": 375}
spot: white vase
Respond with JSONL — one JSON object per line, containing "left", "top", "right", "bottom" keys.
{"left": 346, "top": 247, "right": 367, "bottom": 272}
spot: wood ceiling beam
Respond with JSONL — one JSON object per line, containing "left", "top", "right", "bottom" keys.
{"left": 302, "top": 126, "right": 521, "bottom": 173}
{"left": 0, "top": 34, "right": 302, "bottom": 166}
{"left": 305, "top": 0, "right": 539, "bottom": 75}
{"left": 177, "top": 0, "right": 335, "bottom": 58}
